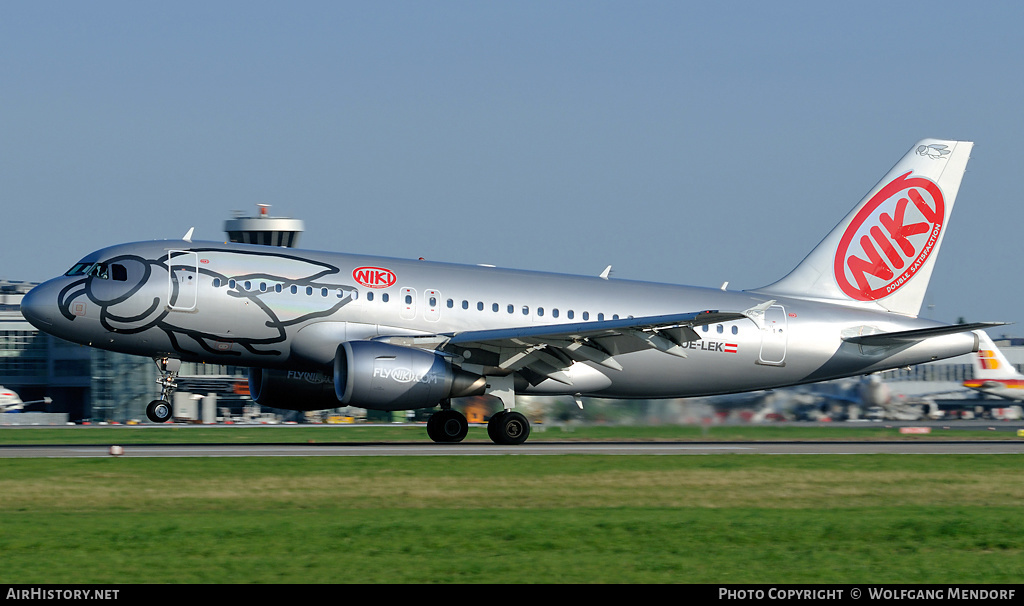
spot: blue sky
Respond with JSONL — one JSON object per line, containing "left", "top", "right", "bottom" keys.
{"left": 3, "top": 2, "right": 1023, "bottom": 332}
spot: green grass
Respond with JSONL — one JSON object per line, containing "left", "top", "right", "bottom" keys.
{"left": 0, "top": 455, "right": 1022, "bottom": 583}
{"left": 0, "top": 422, "right": 1019, "bottom": 445}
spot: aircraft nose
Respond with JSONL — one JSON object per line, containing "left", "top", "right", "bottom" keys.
{"left": 21, "top": 281, "right": 59, "bottom": 330}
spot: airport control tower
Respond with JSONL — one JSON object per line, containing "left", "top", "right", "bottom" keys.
{"left": 224, "top": 204, "right": 304, "bottom": 248}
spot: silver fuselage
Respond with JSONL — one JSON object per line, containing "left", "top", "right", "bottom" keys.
{"left": 21, "top": 239, "right": 976, "bottom": 399}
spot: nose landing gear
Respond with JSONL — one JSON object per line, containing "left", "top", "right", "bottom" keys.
{"left": 146, "top": 357, "right": 180, "bottom": 423}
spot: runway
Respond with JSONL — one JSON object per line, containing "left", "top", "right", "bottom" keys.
{"left": 3, "top": 440, "right": 1024, "bottom": 458}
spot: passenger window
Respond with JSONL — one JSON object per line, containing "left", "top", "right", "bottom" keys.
{"left": 731, "top": 325, "right": 738, "bottom": 335}
{"left": 477, "top": 302, "right": 484, "bottom": 311}
{"left": 717, "top": 325, "right": 723, "bottom": 334}
{"left": 306, "top": 286, "right": 313, "bottom": 296}
{"left": 552, "top": 309, "right": 559, "bottom": 318}
{"left": 567, "top": 310, "right": 574, "bottom": 319}
{"left": 367, "top": 292, "right": 374, "bottom": 301}
{"left": 430, "top": 297, "right": 437, "bottom": 307}
{"left": 447, "top": 299, "right": 454, "bottom": 308}
{"left": 229, "top": 279, "right": 236, "bottom": 289}
{"left": 507, "top": 304, "right": 514, "bottom": 314}
{"left": 244, "top": 281, "right": 252, "bottom": 291}
{"left": 537, "top": 307, "right": 544, "bottom": 317}
{"left": 582, "top": 312, "right": 589, "bottom": 321}
{"left": 406, "top": 294, "right": 413, "bottom": 305}
{"left": 492, "top": 303, "right": 498, "bottom": 312}
{"left": 382, "top": 293, "right": 389, "bottom": 303}
{"left": 522, "top": 306, "right": 529, "bottom": 315}
{"left": 290, "top": 285, "right": 298, "bottom": 294}
{"left": 260, "top": 282, "right": 267, "bottom": 292}
{"left": 322, "top": 288, "right": 328, "bottom": 297}
{"left": 598, "top": 313, "right": 604, "bottom": 321}
{"left": 462, "top": 300, "right": 469, "bottom": 310}
{"left": 276, "top": 284, "right": 283, "bottom": 293}
{"left": 213, "top": 277, "right": 221, "bottom": 288}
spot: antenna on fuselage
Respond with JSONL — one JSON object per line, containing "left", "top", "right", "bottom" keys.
{"left": 599, "top": 265, "right": 612, "bottom": 280}
{"left": 182, "top": 227, "right": 195, "bottom": 242}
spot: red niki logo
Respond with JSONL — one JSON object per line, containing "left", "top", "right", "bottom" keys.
{"left": 353, "top": 266, "right": 397, "bottom": 289}
{"left": 833, "top": 171, "right": 944, "bottom": 301}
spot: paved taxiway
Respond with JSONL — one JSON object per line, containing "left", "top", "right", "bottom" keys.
{"left": 2, "top": 441, "right": 1023, "bottom": 458}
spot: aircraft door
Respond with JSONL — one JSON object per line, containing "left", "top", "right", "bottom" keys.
{"left": 424, "top": 290, "right": 441, "bottom": 322}
{"left": 168, "top": 251, "right": 199, "bottom": 311}
{"left": 758, "top": 305, "right": 787, "bottom": 365}
{"left": 400, "top": 287, "right": 416, "bottom": 321}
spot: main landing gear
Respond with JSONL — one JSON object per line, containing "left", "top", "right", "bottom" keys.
{"left": 487, "top": 410, "right": 530, "bottom": 445}
{"left": 425, "top": 402, "right": 531, "bottom": 445}
{"left": 426, "top": 400, "right": 469, "bottom": 443}
{"left": 146, "top": 357, "right": 180, "bottom": 423}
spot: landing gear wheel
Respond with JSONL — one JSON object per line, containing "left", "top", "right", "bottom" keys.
{"left": 146, "top": 399, "right": 172, "bottom": 423}
{"left": 487, "top": 410, "right": 507, "bottom": 443}
{"left": 488, "top": 410, "right": 530, "bottom": 445}
{"left": 427, "top": 409, "right": 468, "bottom": 443}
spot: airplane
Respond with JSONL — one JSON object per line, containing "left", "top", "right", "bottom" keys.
{"left": 0, "top": 386, "right": 51, "bottom": 412}
{"left": 962, "top": 331, "right": 1024, "bottom": 401}
{"left": 20, "top": 138, "right": 1002, "bottom": 444}
{"left": 0, "top": 386, "right": 24, "bottom": 412}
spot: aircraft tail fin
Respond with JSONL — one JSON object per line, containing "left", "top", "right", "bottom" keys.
{"left": 971, "top": 331, "right": 1024, "bottom": 381}
{"left": 755, "top": 139, "right": 973, "bottom": 316}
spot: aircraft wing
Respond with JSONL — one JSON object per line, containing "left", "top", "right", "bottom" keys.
{"left": 380, "top": 302, "right": 775, "bottom": 387}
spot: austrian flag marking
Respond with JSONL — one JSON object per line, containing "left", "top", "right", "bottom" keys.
{"left": 680, "top": 340, "right": 738, "bottom": 354}
{"left": 352, "top": 266, "right": 397, "bottom": 289}
{"left": 833, "top": 171, "right": 945, "bottom": 301}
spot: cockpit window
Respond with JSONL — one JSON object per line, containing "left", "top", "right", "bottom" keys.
{"left": 64, "top": 263, "right": 91, "bottom": 276}
{"left": 110, "top": 264, "right": 127, "bottom": 282}
{"left": 65, "top": 263, "right": 110, "bottom": 279}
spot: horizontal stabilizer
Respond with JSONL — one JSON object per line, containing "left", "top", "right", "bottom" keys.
{"left": 842, "top": 322, "right": 1005, "bottom": 346}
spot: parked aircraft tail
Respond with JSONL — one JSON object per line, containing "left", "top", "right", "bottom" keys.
{"left": 756, "top": 139, "right": 973, "bottom": 317}
{"left": 970, "top": 331, "right": 1024, "bottom": 381}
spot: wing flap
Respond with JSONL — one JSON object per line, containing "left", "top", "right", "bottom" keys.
{"left": 437, "top": 303, "right": 773, "bottom": 381}
{"left": 445, "top": 309, "right": 749, "bottom": 348}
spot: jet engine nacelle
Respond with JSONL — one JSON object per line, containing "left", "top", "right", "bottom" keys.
{"left": 334, "top": 341, "right": 486, "bottom": 411}
{"left": 248, "top": 367, "right": 338, "bottom": 411}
